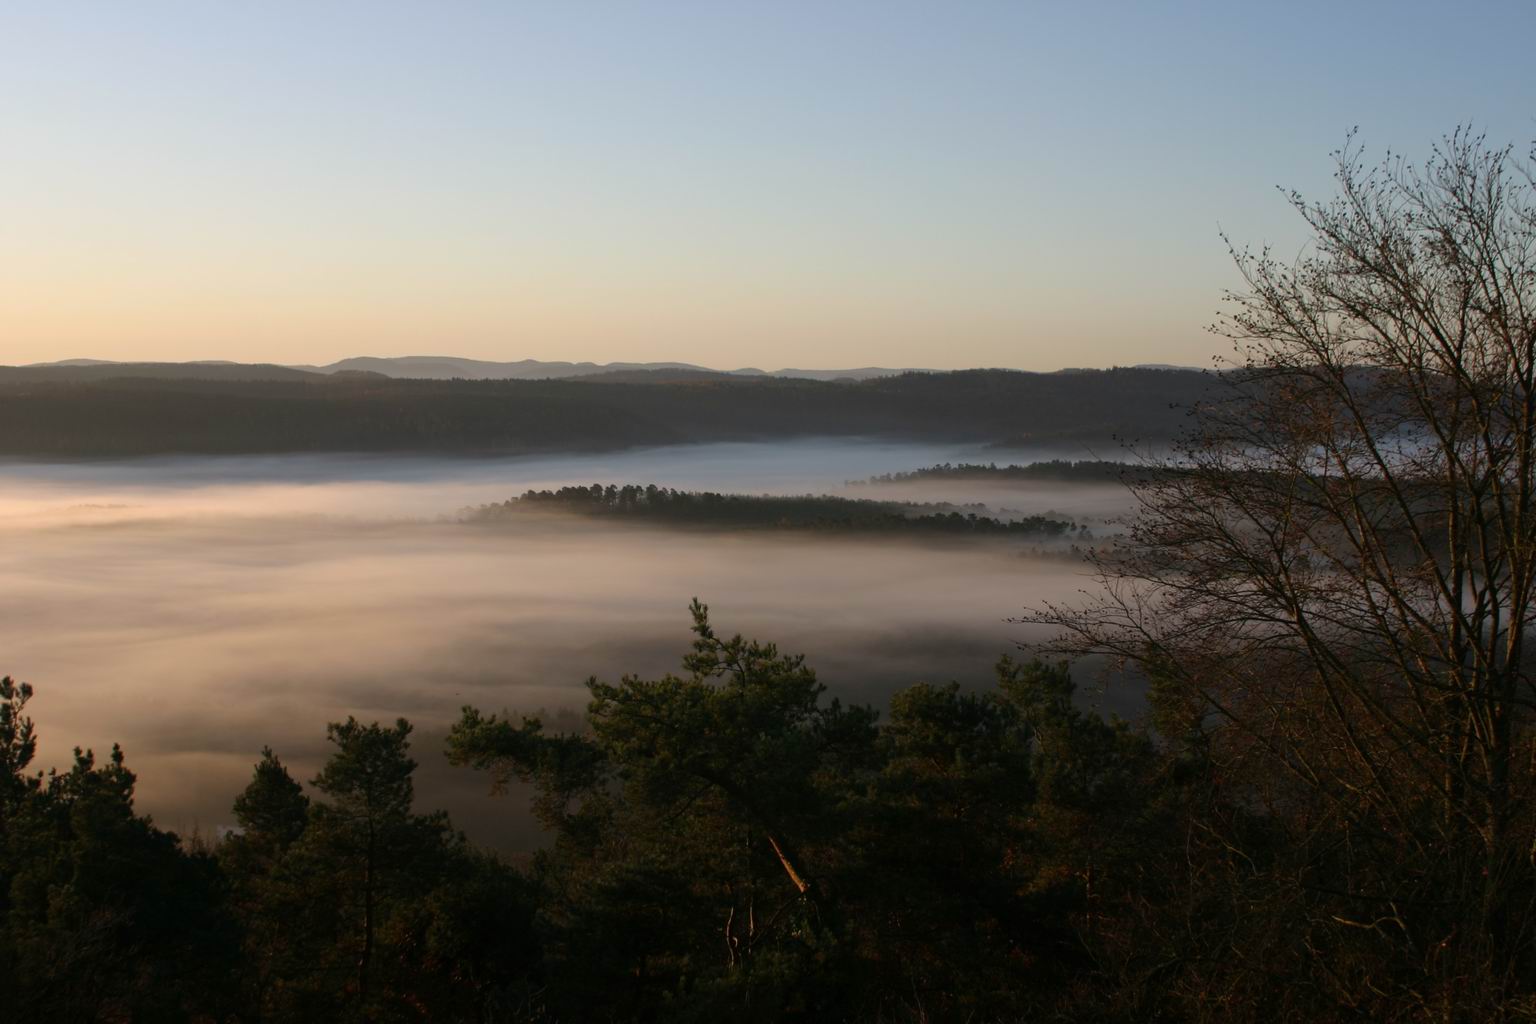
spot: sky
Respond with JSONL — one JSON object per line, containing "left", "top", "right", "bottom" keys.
{"left": 1, "top": 1, "right": 1531, "bottom": 371}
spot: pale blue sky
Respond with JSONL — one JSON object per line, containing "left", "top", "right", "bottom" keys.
{"left": 1, "top": 1, "right": 1530, "bottom": 369}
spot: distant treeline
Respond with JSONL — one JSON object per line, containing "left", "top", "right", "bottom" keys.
{"left": 466, "top": 483, "right": 1083, "bottom": 536}
{"left": 853, "top": 459, "right": 1147, "bottom": 485}
{"left": 0, "top": 367, "right": 1215, "bottom": 456}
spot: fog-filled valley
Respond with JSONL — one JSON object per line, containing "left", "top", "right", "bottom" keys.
{"left": 0, "top": 440, "right": 1136, "bottom": 851}
{"left": 3, "top": 0, "right": 1523, "bottom": 1010}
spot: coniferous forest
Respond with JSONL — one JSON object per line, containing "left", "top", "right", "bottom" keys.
{"left": 0, "top": 612, "right": 1174, "bottom": 1023}
{"left": 465, "top": 485, "right": 1084, "bottom": 538}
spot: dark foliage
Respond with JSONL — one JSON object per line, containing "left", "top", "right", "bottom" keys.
{"left": 0, "top": 608, "right": 1183, "bottom": 1022}
{"left": 447, "top": 602, "right": 1167, "bottom": 1022}
{"left": 3, "top": 581, "right": 1532, "bottom": 1020}
{"left": 466, "top": 483, "right": 1083, "bottom": 537}
{"left": 0, "top": 367, "right": 1213, "bottom": 456}
{"left": 851, "top": 459, "right": 1151, "bottom": 485}
{"left": 0, "top": 675, "right": 539, "bottom": 1023}
{"left": 0, "top": 677, "right": 239, "bottom": 1023}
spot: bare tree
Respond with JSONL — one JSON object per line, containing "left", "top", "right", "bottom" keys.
{"left": 1031, "top": 129, "right": 1536, "bottom": 1014}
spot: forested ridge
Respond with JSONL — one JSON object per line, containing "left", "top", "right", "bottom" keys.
{"left": 465, "top": 484, "right": 1083, "bottom": 537}
{"left": 852, "top": 460, "right": 1144, "bottom": 485}
{"left": 0, "top": 367, "right": 1212, "bottom": 456}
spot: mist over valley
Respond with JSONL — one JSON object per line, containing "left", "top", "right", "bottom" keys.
{"left": 0, "top": 440, "right": 1134, "bottom": 850}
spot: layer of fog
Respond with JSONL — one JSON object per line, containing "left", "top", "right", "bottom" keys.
{"left": 0, "top": 440, "right": 1137, "bottom": 850}
{"left": 0, "top": 438, "right": 1127, "bottom": 524}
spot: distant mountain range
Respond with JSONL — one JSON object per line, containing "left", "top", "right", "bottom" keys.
{"left": 14, "top": 356, "right": 1207, "bottom": 384}
{"left": 8, "top": 360, "right": 320, "bottom": 382}
{"left": 0, "top": 364, "right": 1218, "bottom": 457}
{"left": 291, "top": 356, "right": 936, "bottom": 381}
{"left": 23, "top": 356, "right": 928, "bottom": 382}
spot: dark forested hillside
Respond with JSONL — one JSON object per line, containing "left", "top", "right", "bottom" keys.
{"left": 0, "top": 367, "right": 1214, "bottom": 456}
{"left": 467, "top": 484, "right": 1083, "bottom": 537}
{"left": 852, "top": 459, "right": 1147, "bottom": 485}
{"left": 0, "top": 362, "right": 324, "bottom": 383}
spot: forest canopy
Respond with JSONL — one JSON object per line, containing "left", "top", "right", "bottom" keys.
{"left": 0, "top": 608, "right": 1174, "bottom": 1023}
{"left": 0, "top": 367, "right": 1213, "bottom": 456}
{"left": 463, "top": 484, "right": 1084, "bottom": 538}
{"left": 850, "top": 460, "right": 1146, "bottom": 485}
